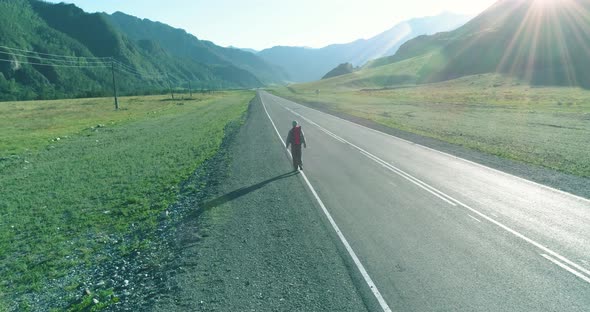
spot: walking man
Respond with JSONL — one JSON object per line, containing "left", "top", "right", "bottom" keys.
{"left": 286, "top": 120, "right": 307, "bottom": 171}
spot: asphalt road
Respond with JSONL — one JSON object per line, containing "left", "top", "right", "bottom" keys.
{"left": 151, "top": 95, "right": 369, "bottom": 311}
{"left": 259, "top": 90, "right": 590, "bottom": 311}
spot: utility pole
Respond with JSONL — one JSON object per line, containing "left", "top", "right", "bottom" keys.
{"left": 167, "top": 73, "right": 174, "bottom": 100}
{"left": 188, "top": 80, "right": 192, "bottom": 98}
{"left": 111, "top": 58, "right": 119, "bottom": 110}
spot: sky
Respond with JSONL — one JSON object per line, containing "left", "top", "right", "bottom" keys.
{"left": 46, "top": 0, "right": 497, "bottom": 51}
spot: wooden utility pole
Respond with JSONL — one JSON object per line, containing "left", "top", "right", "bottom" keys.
{"left": 188, "top": 80, "right": 192, "bottom": 98}
{"left": 167, "top": 74, "right": 174, "bottom": 100}
{"left": 111, "top": 58, "right": 119, "bottom": 110}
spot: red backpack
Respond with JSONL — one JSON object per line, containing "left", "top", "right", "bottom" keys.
{"left": 293, "top": 126, "right": 301, "bottom": 145}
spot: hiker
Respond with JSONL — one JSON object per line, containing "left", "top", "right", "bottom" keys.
{"left": 286, "top": 120, "right": 307, "bottom": 171}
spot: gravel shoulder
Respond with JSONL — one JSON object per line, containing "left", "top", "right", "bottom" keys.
{"left": 150, "top": 95, "right": 369, "bottom": 311}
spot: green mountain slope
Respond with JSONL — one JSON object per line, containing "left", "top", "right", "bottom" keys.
{"left": 105, "top": 12, "right": 288, "bottom": 84}
{"left": 0, "top": 0, "right": 115, "bottom": 100}
{"left": 371, "top": 0, "right": 590, "bottom": 88}
{"left": 297, "top": 53, "right": 430, "bottom": 90}
{"left": 0, "top": 0, "right": 271, "bottom": 101}
{"left": 322, "top": 63, "right": 354, "bottom": 79}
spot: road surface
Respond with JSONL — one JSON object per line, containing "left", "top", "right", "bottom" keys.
{"left": 259, "top": 90, "right": 590, "bottom": 311}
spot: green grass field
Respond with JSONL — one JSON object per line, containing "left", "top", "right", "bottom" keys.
{"left": 0, "top": 91, "right": 253, "bottom": 310}
{"left": 272, "top": 74, "right": 590, "bottom": 177}
{"left": 0, "top": 93, "right": 218, "bottom": 157}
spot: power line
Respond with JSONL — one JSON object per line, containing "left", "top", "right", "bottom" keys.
{"left": 0, "top": 55, "right": 166, "bottom": 81}
{"left": 111, "top": 60, "right": 186, "bottom": 83}
{"left": 0, "top": 57, "right": 110, "bottom": 68}
{"left": 0, "top": 44, "right": 198, "bottom": 107}
{"left": 0, "top": 45, "right": 194, "bottom": 104}
{"left": 113, "top": 61, "right": 149, "bottom": 76}
{"left": 116, "top": 68, "right": 162, "bottom": 80}
{"left": 112, "top": 60, "right": 138, "bottom": 72}
{"left": 112, "top": 60, "right": 160, "bottom": 77}
{"left": 0, "top": 45, "right": 110, "bottom": 60}
{"left": 0, "top": 45, "right": 179, "bottom": 81}
{"left": 0, "top": 50, "right": 110, "bottom": 65}
{"left": 114, "top": 64, "right": 167, "bottom": 80}
{"left": 112, "top": 60, "right": 168, "bottom": 80}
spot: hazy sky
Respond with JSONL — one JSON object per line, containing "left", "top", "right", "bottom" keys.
{"left": 46, "top": 0, "right": 497, "bottom": 50}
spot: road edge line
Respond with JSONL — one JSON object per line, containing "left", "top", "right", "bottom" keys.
{"left": 260, "top": 92, "right": 393, "bottom": 312}
{"left": 269, "top": 92, "right": 590, "bottom": 284}
{"left": 541, "top": 254, "right": 590, "bottom": 284}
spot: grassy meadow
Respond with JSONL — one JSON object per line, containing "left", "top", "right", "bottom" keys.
{"left": 0, "top": 91, "right": 253, "bottom": 310}
{"left": 272, "top": 74, "right": 590, "bottom": 177}
{"left": 0, "top": 93, "right": 217, "bottom": 157}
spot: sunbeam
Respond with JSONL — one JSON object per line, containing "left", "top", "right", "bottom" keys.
{"left": 489, "top": 0, "right": 590, "bottom": 86}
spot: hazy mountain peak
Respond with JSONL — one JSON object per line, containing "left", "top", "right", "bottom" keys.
{"left": 258, "top": 12, "right": 471, "bottom": 82}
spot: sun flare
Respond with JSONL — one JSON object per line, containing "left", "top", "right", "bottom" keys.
{"left": 533, "top": 0, "right": 563, "bottom": 7}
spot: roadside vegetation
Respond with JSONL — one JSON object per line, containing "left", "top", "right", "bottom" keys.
{"left": 271, "top": 74, "right": 590, "bottom": 177}
{"left": 0, "top": 91, "right": 253, "bottom": 310}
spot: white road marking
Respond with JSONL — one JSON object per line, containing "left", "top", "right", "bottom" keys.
{"left": 284, "top": 105, "right": 457, "bottom": 207}
{"left": 260, "top": 95, "right": 393, "bottom": 312}
{"left": 358, "top": 149, "right": 457, "bottom": 206}
{"left": 452, "top": 197, "right": 590, "bottom": 279}
{"left": 264, "top": 92, "right": 590, "bottom": 205}
{"left": 468, "top": 214, "right": 482, "bottom": 223}
{"left": 264, "top": 93, "right": 590, "bottom": 284}
{"left": 541, "top": 254, "right": 590, "bottom": 284}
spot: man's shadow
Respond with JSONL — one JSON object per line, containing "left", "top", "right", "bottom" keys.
{"left": 199, "top": 170, "right": 299, "bottom": 214}
{"left": 173, "top": 171, "right": 300, "bottom": 251}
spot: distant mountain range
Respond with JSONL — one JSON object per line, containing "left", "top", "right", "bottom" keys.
{"left": 257, "top": 12, "right": 471, "bottom": 82}
{"left": 104, "top": 12, "right": 289, "bottom": 85}
{"left": 311, "top": 0, "right": 590, "bottom": 90}
{"left": 0, "top": 0, "right": 285, "bottom": 100}
{"left": 365, "top": 0, "right": 590, "bottom": 88}
{"left": 9, "top": 0, "right": 580, "bottom": 101}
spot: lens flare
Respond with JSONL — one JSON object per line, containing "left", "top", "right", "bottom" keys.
{"left": 533, "top": 0, "right": 562, "bottom": 7}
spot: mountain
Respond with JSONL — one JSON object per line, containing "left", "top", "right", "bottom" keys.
{"left": 0, "top": 0, "right": 283, "bottom": 101}
{"left": 228, "top": 46, "right": 259, "bottom": 54}
{"left": 257, "top": 12, "right": 471, "bottom": 82}
{"left": 105, "top": 12, "right": 288, "bottom": 84}
{"left": 370, "top": 0, "right": 590, "bottom": 88}
{"left": 322, "top": 63, "right": 354, "bottom": 79}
